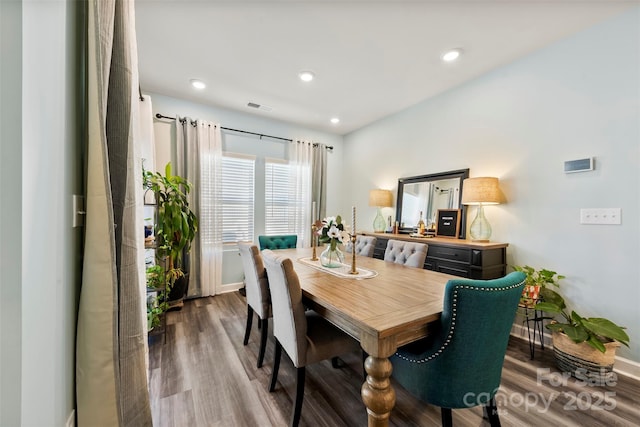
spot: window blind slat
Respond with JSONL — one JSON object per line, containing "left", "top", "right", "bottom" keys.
{"left": 265, "top": 160, "right": 307, "bottom": 237}
{"left": 221, "top": 154, "right": 255, "bottom": 243}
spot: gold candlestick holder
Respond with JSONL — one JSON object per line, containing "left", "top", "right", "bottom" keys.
{"left": 311, "top": 224, "right": 318, "bottom": 261}
{"left": 349, "top": 234, "right": 359, "bottom": 275}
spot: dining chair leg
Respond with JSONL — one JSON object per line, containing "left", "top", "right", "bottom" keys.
{"left": 331, "top": 357, "right": 343, "bottom": 368}
{"left": 243, "top": 306, "right": 254, "bottom": 346}
{"left": 269, "top": 340, "right": 282, "bottom": 392}
{"left": 441, "top": 407, "right": 452, "bottom": 427}
{"left": 257, "top": 317, "right": 268, "bottom": 368}
{"left": 291, "top": 367, "right": 306, "bottom": 427}
{"left": 484, "top": 398, "right": 501, "bottom": 427}
{"left": 257, "top": 317, "right": 262, "bottom": 330}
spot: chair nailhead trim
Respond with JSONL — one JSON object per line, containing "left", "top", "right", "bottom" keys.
{"left": 394, "top": 280, "right": 525, "bottom": 364}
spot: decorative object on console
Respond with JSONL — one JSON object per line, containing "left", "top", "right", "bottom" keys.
{"left": 417, "top": 210, "right": 426, "bottom": 234}
{"left": 461, "top": 177, "right": 504, "bottom": 242}
{"left": 435, "top": 209, "right": 461, "bottom": 238}
{"left": 369, "top": 189, "right": 393, "bottom": 233}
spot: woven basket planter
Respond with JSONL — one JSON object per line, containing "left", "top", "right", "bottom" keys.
{"left": 552, "top": 332, "right": 619, "bottom": 383}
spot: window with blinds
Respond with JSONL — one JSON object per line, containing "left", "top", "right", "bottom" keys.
{"left": 221, "top": 153, "right": 255, "bottom": 243}
{"left": 264, "top": 158, "right": 294, "bottom": 235}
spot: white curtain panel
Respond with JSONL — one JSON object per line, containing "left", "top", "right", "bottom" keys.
{"left": 311, "top": 143, "right": 328, "bottom": 221}
{"left": 138, "top": 96, "right": 154, "bottom": 373}
{"left": 289, "top": 140, "right": 313, "bottom": 247}
{"left": 76, "top": 0, "right": 151, "bottom": 425}
{"left": 176, "top": 118, "right": 222, "bottom": 297}
{"left": 196, "top": 121, "right": 223, "bottom": 296}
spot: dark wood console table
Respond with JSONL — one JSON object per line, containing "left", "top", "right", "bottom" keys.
{"left": 362, "top": 232, "right": 508, "bottom": 280}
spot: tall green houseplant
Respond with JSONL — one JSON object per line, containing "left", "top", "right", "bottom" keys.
{"left": 143, "top": 162, "right": 198, "bottom": 293}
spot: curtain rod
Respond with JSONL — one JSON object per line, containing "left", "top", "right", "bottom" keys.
{"left": 155, "top": 113, "right": 333, "bottom": 150}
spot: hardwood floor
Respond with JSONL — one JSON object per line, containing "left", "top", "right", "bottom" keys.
{"left": 149, "top": 292, "right": 640, "bottom": 427}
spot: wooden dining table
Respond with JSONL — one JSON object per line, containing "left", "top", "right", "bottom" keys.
{"left": 274, "top": 247, "right": 457, "bottom": 427}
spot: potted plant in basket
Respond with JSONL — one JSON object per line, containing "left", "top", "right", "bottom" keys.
{"left": 536, "top": 286, "right": 630, "bottom": 382}
{"left": 143, "top": 162, "right": 198, "bottom": 308}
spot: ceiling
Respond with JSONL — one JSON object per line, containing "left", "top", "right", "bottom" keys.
{"left": 136, "top": 1, "right": 634, "bottom": 135}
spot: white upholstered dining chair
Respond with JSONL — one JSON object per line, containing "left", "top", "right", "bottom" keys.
{"left": 261, "top": 249, "right": 360, "bottom": 427}
{"left": 238, "top": 242, "right": 271, "bottom": 368}
{"left": 344, "top": 235, "right": 377, "bottom": 258}
{"left": 384, "top": 239, "right": 428, "bottom": 268}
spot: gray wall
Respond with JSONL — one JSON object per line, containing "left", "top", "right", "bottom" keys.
{"left": 149, "top": 93, "right": 344, "bottom": 289}
{"left": 1, "top": 0, "right": 82, "bottom": 425}
{"left": 343, "top": 9, "right": 640, "bottom": 364}
{"left": 1, "top": 1, "right": 24, "bottom": 425}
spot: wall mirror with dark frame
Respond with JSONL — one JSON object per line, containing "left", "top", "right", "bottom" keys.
{"left": 396, "top": 168, "right": 469, "bottom": 238}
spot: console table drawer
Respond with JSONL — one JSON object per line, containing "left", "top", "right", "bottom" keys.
{"left": 428, "top": 246, "right": 470, "bottom": 263}
{"left": 434, "top": 261, "right": 471, "bottom": 277}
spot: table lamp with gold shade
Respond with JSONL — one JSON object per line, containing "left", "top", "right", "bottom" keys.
{"left": 461, "top": 177, "right": 505, "bottom": 242}
{"left": 369, "top": 189, "right": 393, "bottom": 233}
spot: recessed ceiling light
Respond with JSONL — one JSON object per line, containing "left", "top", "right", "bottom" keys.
{"left": 190, "top": 79, "right": 206, "bottom": 90}
{"left": 330, "top": 117, "right": 340, "bottom": 124}
{"left": 298, "top": 71, "right": 315, "bottom": 82}
{"left": 441, "top": 48, "right": 462, "bottom": 62}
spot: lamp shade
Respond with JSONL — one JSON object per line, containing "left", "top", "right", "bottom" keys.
{"left": 461, "top": 177, "right": 505, "bottom": 205}
{"left": 368, "top": 189, "right": 393, "bottom": 207}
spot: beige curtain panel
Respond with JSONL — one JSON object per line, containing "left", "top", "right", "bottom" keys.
{"left": 76, "top": 1, "right": 152, "bottom": 426}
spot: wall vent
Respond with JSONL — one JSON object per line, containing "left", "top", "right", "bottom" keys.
{"left": 247, "top": 102, "right": 272, "bottom": 112}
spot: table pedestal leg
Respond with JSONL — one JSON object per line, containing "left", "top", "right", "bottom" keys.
{"left": 361, "top": 355, "right": 396, "bottom": 427}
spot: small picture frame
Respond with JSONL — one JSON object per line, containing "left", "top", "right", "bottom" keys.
{"left": 435, "top": 209, "right": 461, "bottom": 238}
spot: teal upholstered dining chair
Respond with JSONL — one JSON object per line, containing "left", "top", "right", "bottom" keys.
{"left": 261, "top": 249, "right": 360, "bottom": 427}
{"left": 391, "top": 271, "right": 526, "bottom": 427}
{"left": 258, "top": 234, "right": 298, "bottom": 250}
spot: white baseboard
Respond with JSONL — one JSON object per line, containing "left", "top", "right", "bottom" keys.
{"left": 511, "top": 322, "right": 552, "bottom": 347}
{"left": 510, "top": 323, "right": 640, "bottom": 380}
{"left": 612, "top": 356, "right": 640, "bottom": 381}
{"left": 65, "top": 409, "right": 75, "bottom": 427}
{"left": 218, "top": 281, "right": 244, "bottom": 294}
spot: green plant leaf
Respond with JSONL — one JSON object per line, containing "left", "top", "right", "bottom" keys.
{"left": 562, "top": 324, "right": 589, "bottom": 343}
{"left": 586, "top": 335, "right": 607, "bottom": 353}
{"left": 539, "top": 287, "right": 565, "bottom": 308}
{"left": 546, "top": 323, "right": 567, "bottom": 333}
{"left": 571, "top": 310, "right": 584, "bottom": 325}
{"left": 534, "top": 301, "right": 563, "bottom": 314}
{"left": 582, "top": 318, "right": 630, "bottom": 347}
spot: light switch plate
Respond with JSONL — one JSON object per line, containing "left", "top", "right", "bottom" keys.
{"left": 580, "top": 208, "right": 621, "bottom": 225}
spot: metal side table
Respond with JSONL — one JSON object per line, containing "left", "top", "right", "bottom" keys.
{"left": 519, "top": 302, "right": 545, "bottom": 359}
